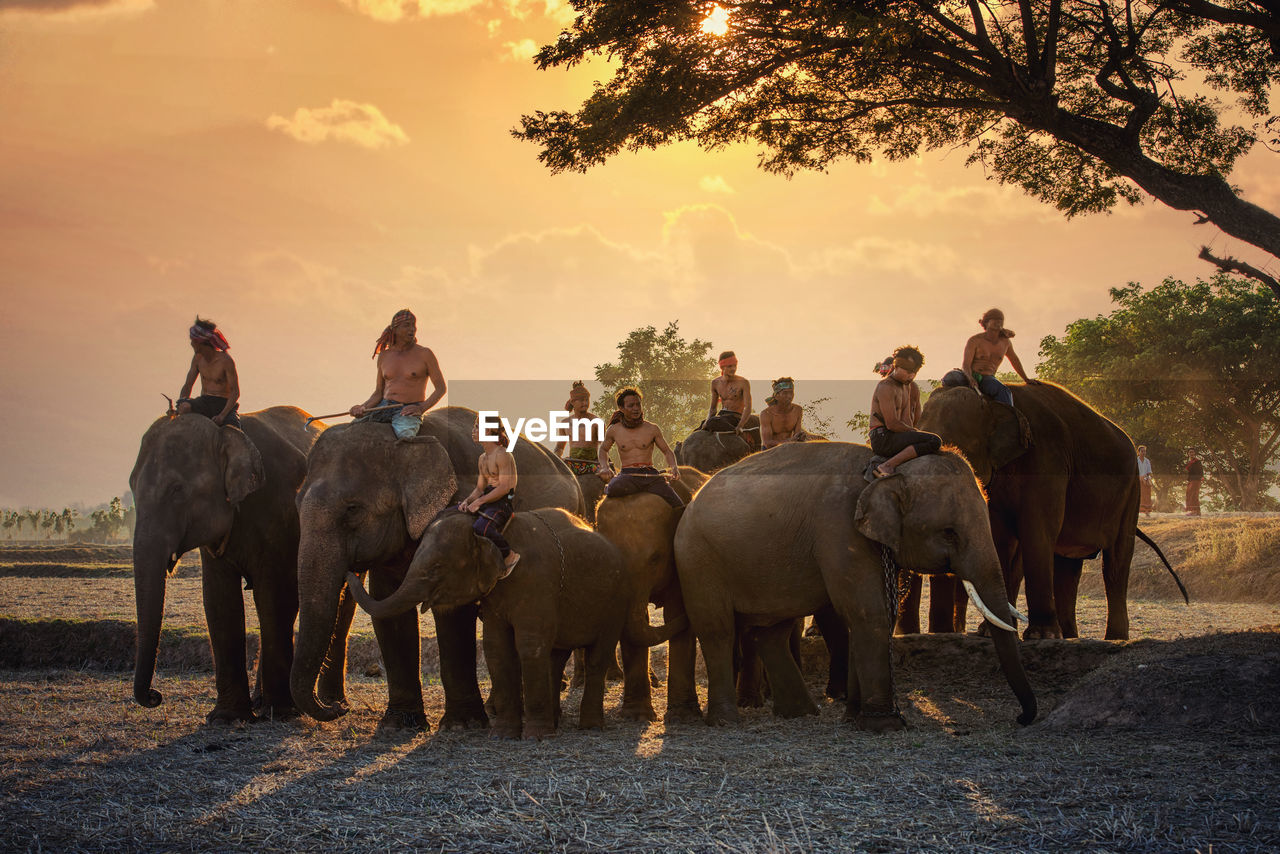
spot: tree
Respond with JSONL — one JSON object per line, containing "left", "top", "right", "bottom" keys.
{"left": 593, "top": 321, "right": 717, "bottom": 441}
{"left": 1038, "top": 274, "right": 1280, "bottom": 509}
{"left": 2, "top": 511, "right": 15, "bottom": 540}
{"left": 517, "top": 1, "right": 1280, "bottom": 296}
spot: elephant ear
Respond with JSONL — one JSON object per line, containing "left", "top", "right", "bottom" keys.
{"left": 394, "top": 437, "right": 458, "bottom": 540}
{"left": 674, "top": 441, "right": 684, "bottom": 465}
{"left": 987, "top": 400, "right": 1031, "bottom": 470}
{"left": 854, "top": 476, "right": 908, "bottom": 552}
{"left": 474, "top": 532, "right": 504, "bottom": 597}
{"left": 219, "top": 427, "right": 265, "bottom": 507}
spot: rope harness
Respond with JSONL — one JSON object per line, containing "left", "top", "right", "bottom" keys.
{"left": 527, "top": 510, "right": 567, "bottom": 595}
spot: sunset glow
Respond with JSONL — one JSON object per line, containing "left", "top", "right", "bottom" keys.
{"left": 701, "top": 4, "right": 730, "bottom": 36}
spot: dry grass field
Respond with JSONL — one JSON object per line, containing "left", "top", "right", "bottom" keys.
{"left": 1, "top": 515, "right": 1278, "bottom": 852}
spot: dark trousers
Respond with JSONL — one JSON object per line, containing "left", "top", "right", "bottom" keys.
{"left": 178, "top": 395, "right": 242, "bottom": 429}
{"left": 701, "top": 409, "right": 742, "bottom": 432}
{"left": 605, "top": 466, "right": 684, "bottom": 508}
{"left": 470, "top": 487, "right": 515, "bottom": 557}
{"left": 975, "top": 374, "right": 1014, "bottom": 407}
{"left": 870, "top": 426, "right": 942, "bottom": 460}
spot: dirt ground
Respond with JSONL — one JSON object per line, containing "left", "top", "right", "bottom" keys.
{"left": 1, "top": 527, "right": 1278, "bottom": 852}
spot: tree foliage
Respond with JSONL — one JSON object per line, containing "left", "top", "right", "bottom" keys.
{"left": 593, "top": 320, "right": 717, "bottom": 441}
{"left": 1038, "top": 274, "right": 1280, "bottom": 509}
{"left": 517, "top": 1, "right": 1280, "bottom": 291}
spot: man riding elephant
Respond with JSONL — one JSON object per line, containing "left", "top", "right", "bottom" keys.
{"left": 673, "top": 442, "right": 1036, "bottom": 730}
{"left": 290, "top": 406, "right": 584, "bottom": 730}
{"left": 131, "top": 405, "right": 321, "bottom": 722}
{"left": 554, "top": 380, "right": 610, "bottom": 522}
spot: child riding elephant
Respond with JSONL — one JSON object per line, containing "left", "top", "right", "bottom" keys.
{"left": 346, "top": 507, "right": 686, "bottom": 740}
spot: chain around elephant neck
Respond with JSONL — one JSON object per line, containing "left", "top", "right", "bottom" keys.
{"left": 879, "top": 543, "right": 906, "bottom": 718}
{"left": 880, "top": 544, "right": 901, "bottom": 628}
{"left": 527, "top": 510, "right": 566, "bottom": 594}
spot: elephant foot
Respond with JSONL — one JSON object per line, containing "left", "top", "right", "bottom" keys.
{"left": 578, "top": 714, "right": 605, "bottom": 731}
{"left": 852, "top": 711, "right": 907, "bottom": 733}
{"left": 704, "top": 703, "right": 739, "bottom": 727}
{"left": 522, "top": 722, "right": 557, "bottom": 741}
{"left": 252, "top": 703, "right": 301, "bottom": 723}
{"left": 205, "top": 705, "right": 255, "bottom": 725}
{"left": 772, "top": 695, "right": 819, "bottom": 719}
{"left": 619, "top": 701, "right": 658, "bottom": 722}
{"left": 490, "top": 723, "right": 521, "bottom": 740}
{"left": 439, "top": 708, "right": 491, "bottom": 730}
{"left": 736, "top": 690, "right": 766, "bottom": 708}
{"left": 377, "top": 708, "right": 430, "bottom": 731}
{"left": 825, "top": 681, "right": 847, "bottom": 702}
{"left": 663, "top": 701, "right": 703, "bottom": 724}
{"left": 1022, "top": 622, "right": 1063, "bottom": 640}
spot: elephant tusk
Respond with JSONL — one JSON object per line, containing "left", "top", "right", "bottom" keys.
{"left": 962, "top": 580, "right": 1018, "bottom": 633}
{"left": 1010, "top": 604, "right": 1029, "bottom": 624}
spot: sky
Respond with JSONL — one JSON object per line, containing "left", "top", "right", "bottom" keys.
{"left": 1, "top": 0, "right": 1278, "bottom": 508}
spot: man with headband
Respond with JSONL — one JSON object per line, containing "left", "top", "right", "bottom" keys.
{"left": 349, "top": 309, "right": 446, "bottom": 440}
{"left": 703, "top": 350, "right": 752, "bottom": 435}
{"left": 597, "top": 387, "right": 683, "bottom": 507}
{"left": 176, "top": 316, "right": 242, "bottom": 429}
{"left": 759, "top": 377, "right": 815, "bottom": 449}
{"left": 961, "top": 307, "right": 1037, "bottom": 407}
{"left": 554, "top": 380, "right": 609, "bottom": 480}
{"left": 868, "top": 346, "right": 942, "bottom": 478}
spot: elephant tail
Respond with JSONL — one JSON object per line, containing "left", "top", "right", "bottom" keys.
{"left": 1136, "top": 527, "right": 1190, "bottom": 604}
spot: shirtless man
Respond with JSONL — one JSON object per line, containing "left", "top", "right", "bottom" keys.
{"left": 597, "top": 387, "right": 683, "bottom": 508}
{"left": 350, "top": 309, "right": 446, "bottom": 440}
{"left": 759, "top": 377, "right": 814, "bottom": 449}
{"left": 961, "top": 308, "right": 1035, "bottom": 407}
{"left": 460, "top": 418, "right": 520, "bottom": 574}
{"left": 869, "top": 346, "right": 942, "bottom": 478}
{"left": 553, "top": 381, "right": 608, "bottom": 481}
{"left": 176, "top": 317, "right": 241, "bottom": 429}
{"left": 704, "top": 351, "right": 751, "bottom": 435}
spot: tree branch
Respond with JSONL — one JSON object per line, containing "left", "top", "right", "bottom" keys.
{"left": 1197, "top": 245, "right": 1280, "bottom": 299}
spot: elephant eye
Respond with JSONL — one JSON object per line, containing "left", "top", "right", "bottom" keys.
{"left": 942, "top": 527, "right": 960, "bottom": 544}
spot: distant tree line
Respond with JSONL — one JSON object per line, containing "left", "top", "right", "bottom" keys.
{"left": 1, "top": 498, "right": 134, "bottom": 543}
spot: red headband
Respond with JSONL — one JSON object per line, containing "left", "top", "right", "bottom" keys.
{"left": 718, "top": 357, "right": 737, "bottom": 368}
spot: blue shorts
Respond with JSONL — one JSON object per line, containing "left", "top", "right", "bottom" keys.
{"left": 358, "top": 398, "right": 423, "bottom": 440}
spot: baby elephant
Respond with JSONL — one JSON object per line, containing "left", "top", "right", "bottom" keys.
{"left": 347, "top": 508, "right": 686, "bottom": 740}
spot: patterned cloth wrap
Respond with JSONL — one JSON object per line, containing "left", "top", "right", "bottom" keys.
{"left": 564, "top": 447, "right": 606, "bottom": 477}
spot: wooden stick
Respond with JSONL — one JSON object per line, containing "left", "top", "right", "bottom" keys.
{"left": 305, "top": 403, "right": 405, "bottom": 426}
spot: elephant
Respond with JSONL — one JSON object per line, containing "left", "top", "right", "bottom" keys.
{"left": 674, "top": 414, "right": 761, "bottom": 474}
{"left": 918, "top": 380, "right": 1169, "bottom": 640}
{"left": 129, "top": 407, "right": 320, "bottom": 723}
{"left": 574, "top": 469, "right": 609, "bottom": 525}
{"left": 593, "top": 465, "right": 707, "bottom": 722}
{"left": 345, "top": 508, "right": 686, "bottom": 739}
{"left": 672, "top": 442, "right": 1037, "bottom": 731}
{"left": 290, "top": 406, "right": 584, "bottom": 730}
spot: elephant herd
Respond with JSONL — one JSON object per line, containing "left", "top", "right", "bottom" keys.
{"left": 130, "top": 383, "right": 1172, "bottom": 737}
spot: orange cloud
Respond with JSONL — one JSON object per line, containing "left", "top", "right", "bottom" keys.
{"left": 337, "top": 0, "right": 484, "bottom": 21}
{"left": 265, "top": 100, "right": 409, "bottom": 149}
{"left": 0, "top": 0, "right": 153, "bottom": 20}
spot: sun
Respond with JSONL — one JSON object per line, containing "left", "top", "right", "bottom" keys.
{"left": 700, "top": 4, "right": 730, "bottom": 36}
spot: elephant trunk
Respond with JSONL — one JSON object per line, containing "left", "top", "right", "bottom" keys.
{"left": 291, "top": 534, "right": 350, "bottom": 722}
{"left": 346, "top": 568, "right": 432, "bottom": 620}
{"left": 965, "top": 572, "right": 1037, "bottom": 725}
{"left": 622, "top": 600, "right": 689, "bottom": 647}
{"left": 132, "top": 526, "right": 177, "bottom": 708}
